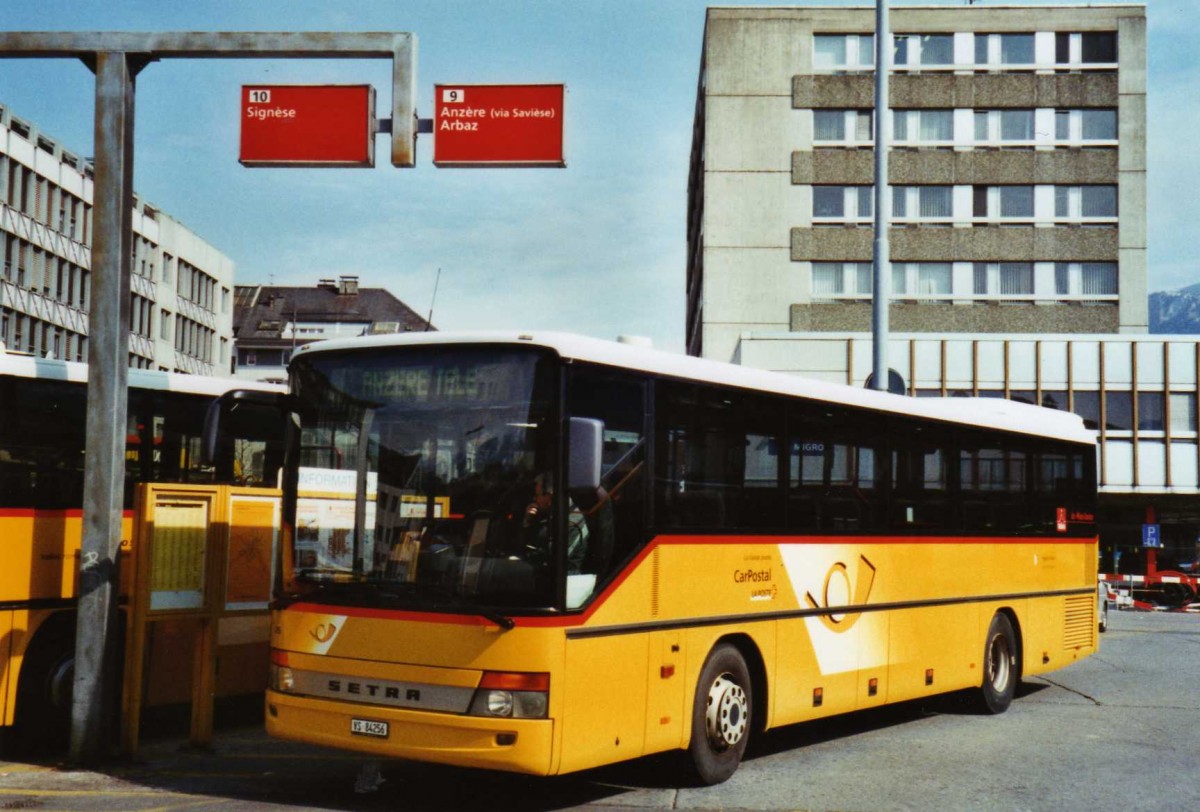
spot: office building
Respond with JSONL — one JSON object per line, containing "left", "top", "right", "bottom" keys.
{"left": 0, "top": 104, "right": 234, "bottom": 374}
{"left": 687, "top": 4, "right": 1147, "bottom": 362}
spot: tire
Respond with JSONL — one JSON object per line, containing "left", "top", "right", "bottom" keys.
{"left": 978, "top": 613, "right": 1018, "bottom": 715}
{"left": 1098, "top": 596, "right": 1109, "bottom": 634}
{"left": 13, "top": 626, "right": 76, "bottom": 754}
{"left": 686, "top": 643, "right": 752, "bottom": 785}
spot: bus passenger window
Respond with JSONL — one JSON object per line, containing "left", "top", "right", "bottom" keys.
{"left": 789, "top": 405, "right": 882, "bottom": 533}
{"left": 960, "top": 438, "right": 1031, "bottom": 533}
{"left": 890, "top": 421, "right": 952, "bottom": 532}
{"left": 656, "top": 383, "right": 784, "bottom": 532}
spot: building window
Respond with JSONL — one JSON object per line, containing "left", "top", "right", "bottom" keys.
{"left": 811, "top": 262, "right": 873, "bottom": 300}
{"left": 1170, "top": 393, "right": 1197, "bottom": 434}
{"left": 1055, "top": 31, "right": 1117, "bottom": 66}
{"left": 813, "top": 109, "right": 872, "bottom": 143}
{"left": 813, "top": 34, "right": 874, "bottom": 71}
{"left": 1138, "top": 393, "right": 1165, "bottom": 432}
{"left": 1105, "top": 391, "right": 1133, "bottom": 431}
{"left": 1055, "top": 185, "right": 1118, "bottom": 219}
{"left": 893, "top": 109, "right": 953, "bottom": 144}
{"left": 1072, "top": 391, "right": 1101, "bottom": 430}
{"left": 889, "top": 263, "right": 951, "bottom": 300}
{"left": 813, "top": 186, "right": 872, "bottom": 221}
{"left": 1082, "top": 263, "right": 1118, "bottom": 296}
{"left": 973, "top": 185, "right": 1035, "bottom": 220}
{"left": 973, "top": 262, "right": 1034, "bottom": 299}
{"left": 1055, "top": 109, "right": 1118, "bottom": 142}
{"left": 812, "top": 263, "right": 845, "bottom": 298}
{"left": 1054, "top": 262, "right": 1118, "bottom": 298}
{"left": 974, "top": 109, "right": 1035, "bottom": 144}
{"left": 892, "top": 186, "right": 953, "bottom": 221}
{"left": 894, "top": 34, "right": 954, "bottom": 68}
{"left": 245, "top": 350, "right": 257, "bottom": 366}
{"left": 975, "top": 33, "right": 1035, "bottom": 67}
{"left": 916, "top": 263, "right": 952, "bottom": 299}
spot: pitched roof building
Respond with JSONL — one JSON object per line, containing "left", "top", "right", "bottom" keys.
{"left": 232, "top": 276, "right": 432, "bottom": 382}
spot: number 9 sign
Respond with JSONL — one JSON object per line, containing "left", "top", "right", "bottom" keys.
{"left": 441, "top": 88, "right": 464, "bottom": 104}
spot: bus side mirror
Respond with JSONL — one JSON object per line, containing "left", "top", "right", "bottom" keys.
{"left": 202, "top": 389, "right": 295, "bottom": 466}
{"left": 568, "top": 417, "right": 603, "bottom": 492}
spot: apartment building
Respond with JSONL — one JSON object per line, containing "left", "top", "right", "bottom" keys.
{"left": 687, "top": 4, "right": 1147, "bottom": 362}
{"left": 0, "top": 104, "right": 234, "bottom": 374}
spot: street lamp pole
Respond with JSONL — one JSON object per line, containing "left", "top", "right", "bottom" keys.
{"left": 871, "top": 0, "right": 891, "bottom": 391}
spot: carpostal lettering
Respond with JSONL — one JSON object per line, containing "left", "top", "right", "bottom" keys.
{"left": 247, "top": 106, "right": 296, "bottom": 121}
{"left": 734, "top": 568, "right": 771, "bottom": 583}
{"left": 328, "top": 679, "right": 421, "bottom": 702}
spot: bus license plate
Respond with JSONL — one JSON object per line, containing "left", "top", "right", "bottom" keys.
{"left": 350, "top": 718, "right": 389, "bottom": 738}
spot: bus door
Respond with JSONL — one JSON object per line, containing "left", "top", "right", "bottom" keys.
{"left": 559, "top": 366, "right": 659, "bottom": 770}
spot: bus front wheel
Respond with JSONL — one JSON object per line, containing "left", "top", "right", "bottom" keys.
{"left": 978, "top": 612, "right": 1018, "bottom": 714}
{"left": 686, "top": 643, "right": 752, "bottom": 785}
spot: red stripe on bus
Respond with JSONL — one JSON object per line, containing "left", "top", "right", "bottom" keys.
{"left": 0, "top": 509, "right": 135, "bottom": 518}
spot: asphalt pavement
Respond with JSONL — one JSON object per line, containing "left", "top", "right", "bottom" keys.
{"left": 1, "top": 609, "right": 1197, "bottom": 812}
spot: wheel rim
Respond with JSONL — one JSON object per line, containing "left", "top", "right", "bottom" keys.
{"left": 986, "top": 632, "right": 1011, "bottom": 692}
{"left": 48, "top": 655, "right": 74, "bottom": 712}
{"left": 705, "top": 672, "right": 748, "bottom": 750}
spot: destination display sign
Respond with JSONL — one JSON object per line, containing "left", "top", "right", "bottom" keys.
{"left": 239, "top": 84, "right": 376, "bottom": 168}
{"left": 433, "top": 83, "right": 566, "bottom": 167}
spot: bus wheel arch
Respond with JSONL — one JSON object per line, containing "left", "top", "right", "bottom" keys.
{"left": 13, "top": 611, "right": 77, "bottom": 752}
{"left": 685, "top": 636, "right": 764, "bottom": 785}
{"left": 977, "top": 610, "right": 1021, "bottom": 715}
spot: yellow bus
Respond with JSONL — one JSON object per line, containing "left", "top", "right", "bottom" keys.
{"left": 0, "top": 347, "right": 284, "bottom": 752}
{"left": 240, "top": 332, "right": 1098, "bottom": 783}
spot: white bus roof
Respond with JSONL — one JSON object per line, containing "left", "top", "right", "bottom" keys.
{"left": 0, "top": 346, "right": 283, "bottom": 398}
{"left": 292, "top": 331, "right": 1095, "bottom": 446}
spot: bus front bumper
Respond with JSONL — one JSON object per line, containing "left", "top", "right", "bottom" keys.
{"left": 265, "top": 689, "right": 555, "bottom": 775}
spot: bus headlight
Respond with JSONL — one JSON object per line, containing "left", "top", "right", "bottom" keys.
{"left": 467, "top": 671, "right": 549, "bottom": 719}
{"left": 270, "top": 650, "right": 295, "bottom": 693}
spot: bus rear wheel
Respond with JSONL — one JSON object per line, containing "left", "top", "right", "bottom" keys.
{"left": 687, "top": 643, "right": 752, "bottom": 785}
{"left": 978, "top": 612, "right": 1018, "bottom": 714}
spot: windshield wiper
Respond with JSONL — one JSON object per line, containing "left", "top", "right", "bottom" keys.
{"left": 373, "top": 581, "right": 515, "bottom": 631}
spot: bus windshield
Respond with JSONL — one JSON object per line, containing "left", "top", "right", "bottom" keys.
{"left": 289, "top": 345, "right": 561, "bottom": 613}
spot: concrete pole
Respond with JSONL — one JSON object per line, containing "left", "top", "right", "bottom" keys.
{"left": 71, "top": 50, "right": 135, "bottom": 763}
{"left": 871, "top": 0, "right": 891, "bottom": 391}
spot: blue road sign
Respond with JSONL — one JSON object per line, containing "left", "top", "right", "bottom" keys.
{"left": 1142, "top": 523, "right": 1161, "bottom": 548}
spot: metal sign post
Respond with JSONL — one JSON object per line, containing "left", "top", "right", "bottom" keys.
{"left": 73, "top": 48, "right": 139, "bottom": 762}
{"left": 0, "top": 30, "right": 418, "bottom": 764}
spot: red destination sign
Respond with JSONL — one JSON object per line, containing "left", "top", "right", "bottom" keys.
{"left": 240, "top": 85, "right": 376, "bottom": 168}
{"left": 433, "top": 84, "right": 565, "bottom": 167}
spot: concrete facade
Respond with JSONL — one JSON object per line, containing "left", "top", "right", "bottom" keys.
{"left": 0, "top": 104, "right": 234, "bottom": 374}
{"left": 688, "top": 5, "right": 1148, "bottom": 363}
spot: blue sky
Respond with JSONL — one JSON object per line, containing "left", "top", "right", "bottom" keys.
{"left": 0, "top": 1, "right": 1193, "bottom": 351}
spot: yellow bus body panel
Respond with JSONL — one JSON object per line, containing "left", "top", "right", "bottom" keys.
{"left": 268, "top": 533, "right": 1097, "bottom": 776}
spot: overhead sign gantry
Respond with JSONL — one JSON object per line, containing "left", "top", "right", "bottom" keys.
{"left": 0, "top": 30, "right": 417, "bottom": 764}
